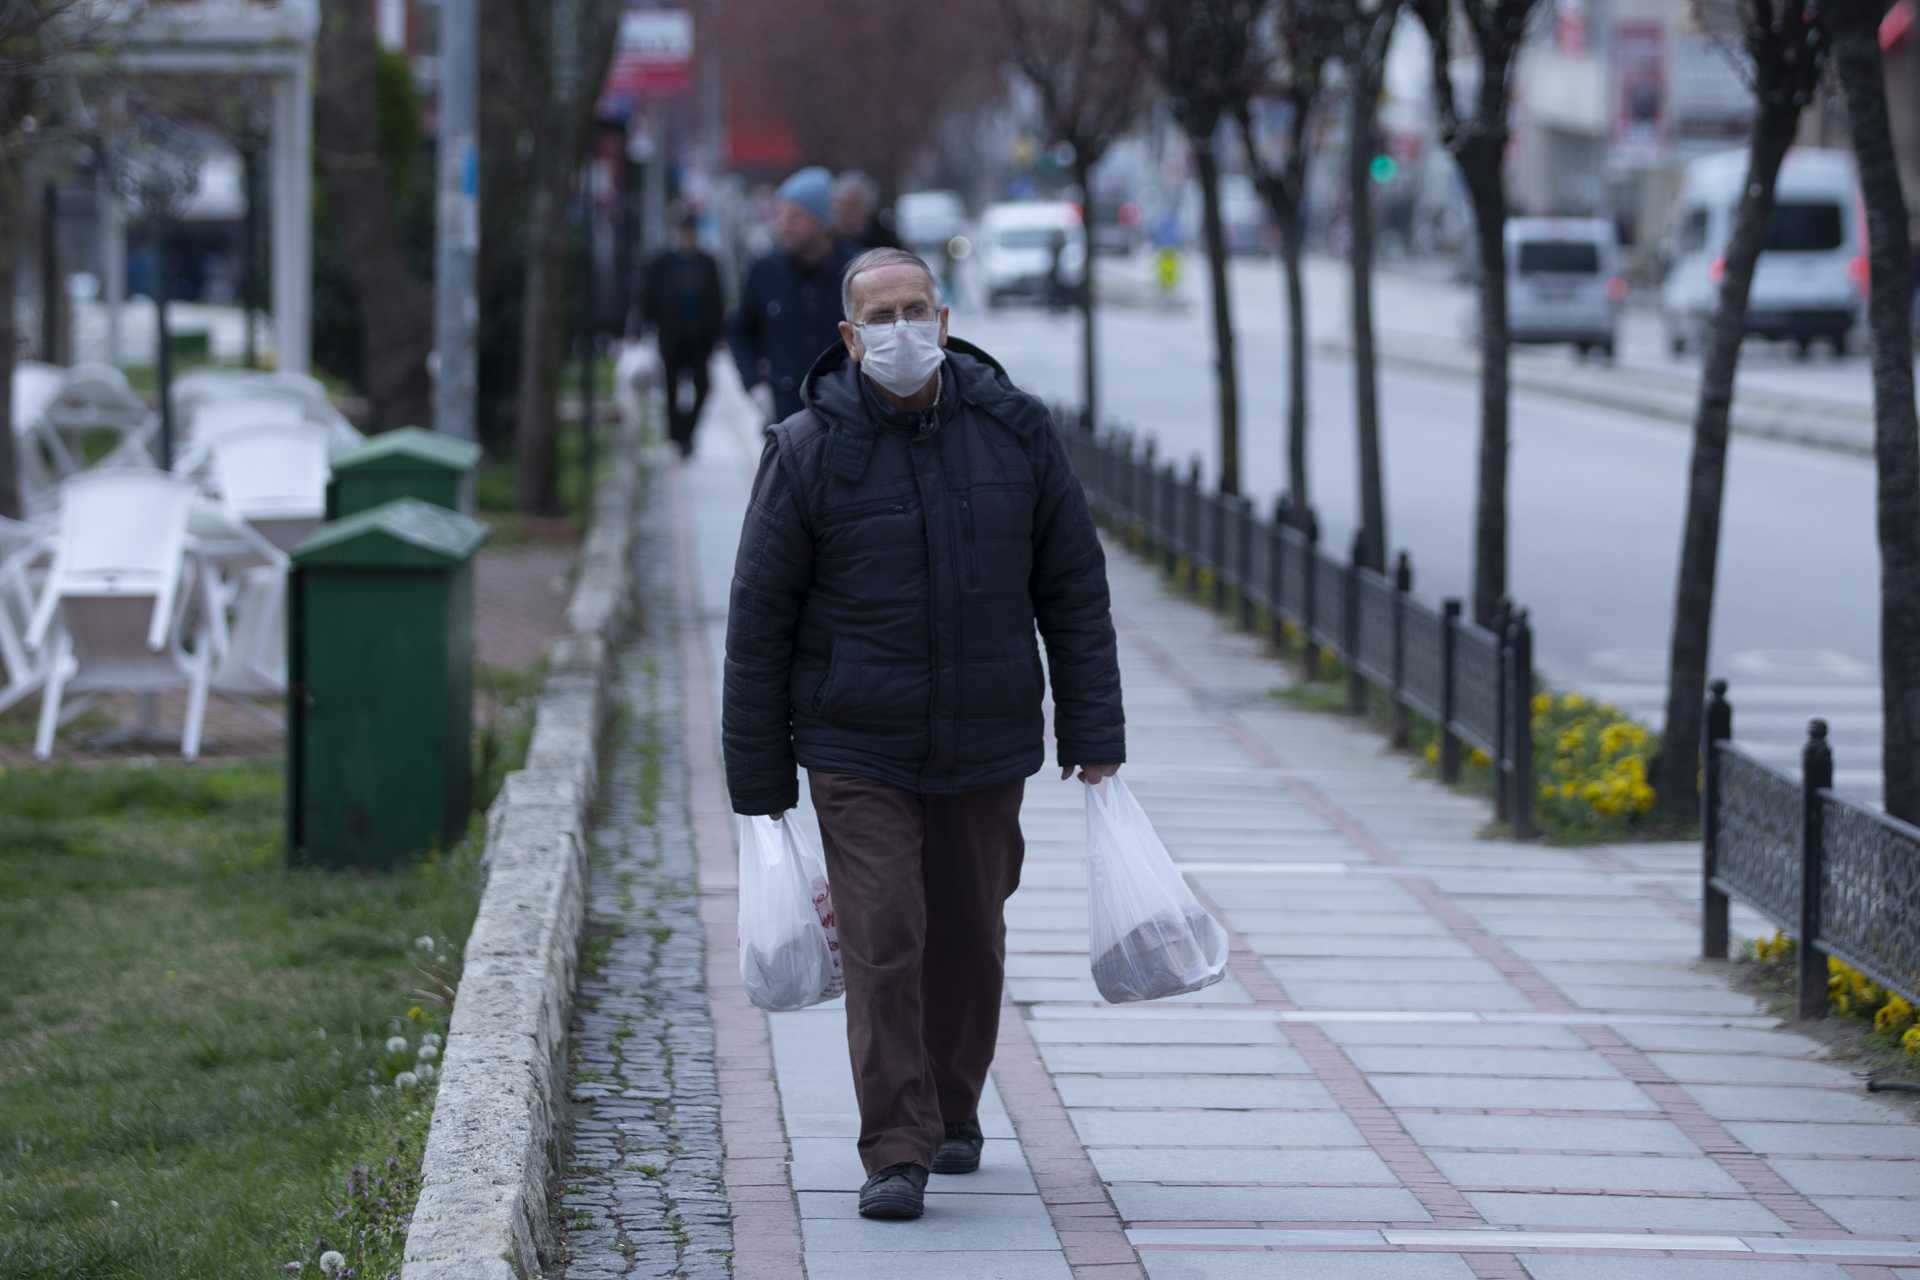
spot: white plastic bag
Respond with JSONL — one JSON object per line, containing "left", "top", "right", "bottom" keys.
{"left": 737, "top": 813, "right": 845, "bottom": 1011}
{"left": 1085, "top": 778, "right": 1229, "bottom": 1003}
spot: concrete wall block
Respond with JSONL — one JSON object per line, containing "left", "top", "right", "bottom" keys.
{"left": 447, "top": 956, "right": 576, "bottom": 1069}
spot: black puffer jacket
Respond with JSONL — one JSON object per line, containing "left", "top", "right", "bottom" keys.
{"left": 722, "top": 337, "right": 1125, "bottom": 816}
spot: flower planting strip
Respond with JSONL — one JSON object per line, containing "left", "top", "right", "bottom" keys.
{"left": 399, "top": 403, "right": 646, "bottom": 1280}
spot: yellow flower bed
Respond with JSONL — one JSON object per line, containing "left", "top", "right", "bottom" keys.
{"left": 1529, "top": 691, "right": 1660, "bottom": 836}
{"left": 1745, "top": 931, "right": 1920, "bottom": 1060}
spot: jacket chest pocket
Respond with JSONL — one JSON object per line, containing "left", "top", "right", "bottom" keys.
{"left": 959, "top": 484, "right": 1035, "bottom": 593}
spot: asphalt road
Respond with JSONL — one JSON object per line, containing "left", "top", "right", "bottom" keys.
{"left": 956, "top": 254, "right": 1887, "bottom": 800}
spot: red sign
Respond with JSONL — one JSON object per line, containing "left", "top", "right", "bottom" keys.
{"left": 603, "top": 8, "right": 693, "bottom": 106}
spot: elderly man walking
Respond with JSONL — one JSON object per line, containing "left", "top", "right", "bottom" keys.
{"left": 722, "top": 247, "right": 1125, "bottom": 1221}
{"left": 728, "top": 166, "right": 859, "bottom": 423}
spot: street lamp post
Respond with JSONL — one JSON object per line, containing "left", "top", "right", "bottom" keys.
{"left": 112, "top": 119, "right": 201, "bottom": 471}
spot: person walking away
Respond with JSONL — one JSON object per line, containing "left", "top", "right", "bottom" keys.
{"left": 832, "top": 170, "right": 901, "bottom": 251}
{"left": 728, "top": 167, "right": 858, "bottom": 423}
{"left": 723, "top": 247, "right": 1126, "bottom": 1222}
{"left": 641, "top": 206, "right": 725, "bottom": 457}
{"left": 1046, "top": 227, "right": 1070, "bottom": 313}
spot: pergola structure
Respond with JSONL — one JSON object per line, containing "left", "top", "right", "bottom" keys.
{"left": 97, "top": 0, "right": 317, "bottom": 375}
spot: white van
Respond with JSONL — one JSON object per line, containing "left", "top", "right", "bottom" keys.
{"left": 979, "top": 202, "right": 1087, "bottom": 307}
{"left": 1505, "top": 217, "right": 1624, "bottom": 358}
{"left": 1661, "top": 147, "right": 1864, "bottom": 358}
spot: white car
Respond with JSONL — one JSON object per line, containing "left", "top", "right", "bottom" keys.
{"left": 895, "top": 190, "right": 968, "bottom": 257}
{"left": 1661, "top": 147, "right": 1865, "bottom": 359}
{"left": 978, "top": 202, "right": 1087, "bottom": 307}
{"left": 1505, "top": 217, "right": 1624, "bottom": 359}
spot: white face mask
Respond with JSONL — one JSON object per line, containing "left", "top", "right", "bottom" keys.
{"left": 855, "top": 319, "right": 944, "bottom": 397}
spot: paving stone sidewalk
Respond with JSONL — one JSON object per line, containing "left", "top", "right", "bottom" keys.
{"left": 563, "top": 369, "right": 1920, "bottom": 1279}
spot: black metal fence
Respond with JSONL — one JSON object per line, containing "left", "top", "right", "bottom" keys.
{"left": 1702, "top": 680, "right": 1920, "bottom": 1013}
{"left": 1057, "top": 419, "right": 1538, "bottom": 838}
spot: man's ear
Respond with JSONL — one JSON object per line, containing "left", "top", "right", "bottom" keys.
{"left": 936, "top": 307, "right": 950, "bottom": 347}
{"left": 838, "top": 320, "right": 861, "bottom": 362}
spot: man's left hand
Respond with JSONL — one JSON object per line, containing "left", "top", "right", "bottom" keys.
{"left": 1061, "top": 763, "right": 1122, "bottom": 785}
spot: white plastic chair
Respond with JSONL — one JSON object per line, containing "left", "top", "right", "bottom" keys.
{"left": 208, "top": 421, "right": 331, "bottom": 552}
{"left": 25, "top": 471, "right": 212, "bottom": 760}
{"left": 12, "top": 362, "right": 77, "bottom": 516}
{"left": 45, "top": 362, "right": 157, "bottom": 468}
{"left": 174, "top": 396, "right": 305, "bottom": 479}
{"left": 0, "top": 516, "right": 49, "bottom": 715}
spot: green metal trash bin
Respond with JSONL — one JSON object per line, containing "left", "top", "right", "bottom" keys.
{"left": 327, "top": 426, "right": 482, "bottom": 520}
{"left": 287, "top": 498, "right": 490, "bottom": 869}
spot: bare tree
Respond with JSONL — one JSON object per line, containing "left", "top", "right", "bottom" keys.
{"left": 1332, "top": 0, "right": 1406, "bottom": 569}
{"left": 1236, "top": 0, "right": 1339, "bottom": 516}
{"left": 1103, "top": 0, "right": 1279, "bottom": 497}
{"left": 1653, "top": 0, "right": 1827, "bottom": 822}
{"left": 710, "top": 0, "right": 1009, "bottom": 189}
{"left": 1413, "top": 0, "right": 1541, "bottom": 625}
{"left": 0, "top": 0, "right": 95, "bottom": 521}
{"left": 313, "top": 1, "right": 434, "bottom": 430}
{"left": 512, "top": 0, "right": 624, "bottom": 515}
{"left": 1824, "top": 0, "right": 1920, "bottom": 820}
{"left": 998, "top": 0, "right": 1146, "bottom": 429}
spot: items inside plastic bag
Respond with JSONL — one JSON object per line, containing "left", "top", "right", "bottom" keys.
{"left": 1085, "top": 777, "right": 1229, "bottom": 1004}
{"left": 737, "top": 812, "right": 845, "bottom": 1011}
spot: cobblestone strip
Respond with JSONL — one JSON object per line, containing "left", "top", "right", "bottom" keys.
{"left": 669, "top": 462, "right": 809, "bottom": 1280}
{"left": 551, "top": 484, "right": 734, "bottom": 1280}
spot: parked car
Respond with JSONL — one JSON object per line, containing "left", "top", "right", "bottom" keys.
{"left": 1505, "top": 217, "right": 1625, "bottom": 359}
{"left": 979, "top": 202, "right": 1086, "bottom": 307}
{"left": 1661, "top": 147, "right": 1865, "bottom": 359}
{"left": 1089, "top": 197, "right": 1144, "bottom": 256}
{"left": 894, "top": 190, "right": 968, "bottom": 256}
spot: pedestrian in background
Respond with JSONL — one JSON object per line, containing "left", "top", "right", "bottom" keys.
{"left": 722, "top": 247, "right": 1125, "bottom": 1222}
{"left": 832, "top": 171, "right": 901, "bottom": 251}
{"left": 728, "top": 166, "right": 859, "bottom": 423}
{"left": 641, "top": 205, "right": 726, "bottom": 457}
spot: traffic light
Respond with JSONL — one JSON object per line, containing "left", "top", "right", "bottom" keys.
{"left": 1369, "top": 153, "right": 1398, "bottom": 185}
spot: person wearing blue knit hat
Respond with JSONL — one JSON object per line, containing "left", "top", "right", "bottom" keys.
{"left": 728, "top": 167, "right": 859, "bottom": 423}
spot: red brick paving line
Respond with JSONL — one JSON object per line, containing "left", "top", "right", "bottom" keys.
{"left": 995, "top": 1003, "right": 1148, "bottom": 1278}
{"left": 668, "top": 464, "right": 809, "bottom": 1279}
{"left": 1122, "top": 623, "right": 1852, "bottom": 1239}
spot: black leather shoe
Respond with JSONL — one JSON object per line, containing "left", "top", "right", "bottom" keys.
{"left": 858, "top": 1162, "right": 929, "bottom": 1220}
{"left": 932, "top": 1118, "right": 984, "bottom": 1175}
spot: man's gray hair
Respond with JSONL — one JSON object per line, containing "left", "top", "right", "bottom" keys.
{"left": 833, "top": 170, "right": 880, "bottom": 204}
{"left": 842, "top": 247, "right": 939, "bottom": 319}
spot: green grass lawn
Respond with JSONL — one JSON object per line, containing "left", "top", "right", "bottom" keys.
{"left": 0, "top": 757, "right": 488, "bottom": 1277}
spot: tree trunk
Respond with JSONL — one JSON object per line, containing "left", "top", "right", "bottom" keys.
{"left": 1279, "top": 198, "right": 1310, "bottom": 515}
{"left": 1347, "top": 72, "right": 1386, "bottom": 569}
{"left": 1074, "top": 156, "right": 1100, "bottom": 428}
{"left": 1191, "top": 138, "right": 1241, "bottom": 496}
{"left": 1835, "top": 19, "right": 1920, "bottom": 823}
{"left": 0, "top": 150, "right": 22, "bottom": 521}
{"left": 515, "top": 179, "right": 566, "bottom": 516}
{"left": 313, "top": 0, "right": 435, "bottom": 429}
{"left": 1653, "top": 112, "right": 1796, "bottom": 822}
{"left": 1465, "top": 152, "right": 1510, "bottom": 628}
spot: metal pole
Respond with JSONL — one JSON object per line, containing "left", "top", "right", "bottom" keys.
{"left": 40, "top": 181, "right": 61, "bottom": 364}
{"left": 434, "top": 0, "right": 480, "bottom": 445}
{"left": 154, "top": 222, "right": 175, "bottom": 471}
{"left": 578, "top": 183, "right": 596, "bottom": 515}
{"left": 242, "top": 138, "right": 260, "bottom": 369}
{"left": 1439, "top": 599, "right": 1463, "bottom": 783}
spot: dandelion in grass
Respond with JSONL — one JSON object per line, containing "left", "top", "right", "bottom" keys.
{"left": 395, "top": 1071, "right": 419, "bottom": 1090}
{"left": 320, "top": 1252, "right": 347, "bottom": 1278}
{"left": 421, "top": 1032, "right": 441, "bottom": 1049}
{"left": 414, "top": 935, "right": 435, "bottom": 953}
{"left": 417, "top": 1063, "right": 437, "bottom": 1082}
{"left": 416, "top": 1043, "right": 438, "bottom": 1063}
{"left": 385, "top": 1035, "right": 409, "bottom": 1055}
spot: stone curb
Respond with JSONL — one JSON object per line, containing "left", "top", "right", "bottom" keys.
{"left": 402, "top": 369, "right": 649, "bottom": 1280}
{"left": 1316, "top": 335, "right": 1874, "bottom": 459}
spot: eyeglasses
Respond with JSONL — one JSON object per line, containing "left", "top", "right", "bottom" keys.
{"left": 858, "top": 301, "right": 937, "bottom": 325}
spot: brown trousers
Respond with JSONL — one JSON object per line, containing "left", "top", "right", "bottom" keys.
{"left": 808, "top": 770, "right": 1027, "bottom": 1174}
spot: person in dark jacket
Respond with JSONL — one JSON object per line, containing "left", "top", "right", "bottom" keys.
{"left": 642, "top": 206, "right": 726, "bottom": 456}
{"left": 723, "top": 247, "right": 1124, "bottom": 1222}
{"left": 832, "top": 170, "right": 901, "bottom": 251}
{"left": 728, "top": 167, "right": 859, "bottom": 423}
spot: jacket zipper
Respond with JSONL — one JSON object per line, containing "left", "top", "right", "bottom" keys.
{"left": 814, "top": 639, "right": 840, "bottom": 714}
